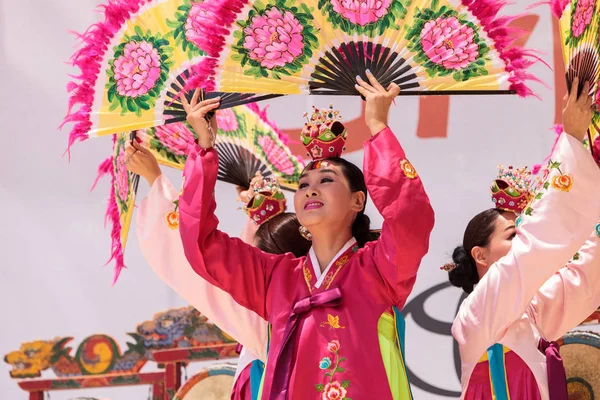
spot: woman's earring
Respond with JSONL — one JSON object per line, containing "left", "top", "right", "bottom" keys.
{"left": 299, "top": 226, "right": 312, "bottom": 241}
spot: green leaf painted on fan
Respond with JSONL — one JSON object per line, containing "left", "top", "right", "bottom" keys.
{"left": 300, "top": 2, "right": 312, "bottom": 15}
{"left": 134, "top": 25, "right": 144, "bottom": 37}
{"left": 254, "top": 0, "right": 266, "bottom": 12}
{"left": 126, "top": 98, "right": 137, "bottom": 113}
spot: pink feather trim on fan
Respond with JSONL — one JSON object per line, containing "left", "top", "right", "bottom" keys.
{"left": 90, "top": 136, "right": 127, "bottom": 284}
{"left": 60, "top": 0, "right": 151, "bottom": 154}
{"left": 459, "top": 0, "right": 542, "bottom": 97}
{"left": 549, "top": 0, "right": 570, "bottom": 18}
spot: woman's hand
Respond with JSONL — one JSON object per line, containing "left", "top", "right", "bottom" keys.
{"left": 354, "top": 70, "right": 400, "bottom": 136}
{"left": 563, "top": 77, "right": 594, "bottom": 143}
{"left": 181, "top": 89, "right": 220, "bottom": 149}
{"left": 125, "top": 141, "right": 162, "bottom": 187}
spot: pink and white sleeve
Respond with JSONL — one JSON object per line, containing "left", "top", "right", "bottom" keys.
{"left": 136, "top": 174, "right": 268, "bottom": 361}
{"left": 528, "top": 225, "right": 600, "bottom": 341}
{"left": 452, "top": 133, "right": 600, "bottom": 363}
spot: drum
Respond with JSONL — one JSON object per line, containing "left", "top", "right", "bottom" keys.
{"left": 559, "top": 330, "right": 600, "bottom": 399}
{"left": 174, "top": 364, "right": 236, "bottom": 400}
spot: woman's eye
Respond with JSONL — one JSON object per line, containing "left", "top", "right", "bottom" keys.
{"left": 508, "top": 232, "right": 517, "bottom": 240}
{"left": 321, "top": 178, "right": 333, "bottom": 183}
{"left": 299, "top": 182, "right": 308, "bottom": 189}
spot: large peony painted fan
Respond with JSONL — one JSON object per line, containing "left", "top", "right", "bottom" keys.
{"left": 62, "top": 0, "right": 281, "bottom": 150}
{"left": 188, "top": 0, "right": 538, "bottom": 97}
{"left": 95, "top": 104, "right": 304, "bottom": 283}
{"left": 553, "top": 0, "right": 600, "bottom": 159}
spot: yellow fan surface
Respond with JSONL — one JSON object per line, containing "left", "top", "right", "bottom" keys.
{"left": 196, "top": 0, "right": 531, "bottom": 96}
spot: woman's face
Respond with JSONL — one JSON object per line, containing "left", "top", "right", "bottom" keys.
{"left": 294, "top": 162, "right": 364, "bottom": 231}
{"left": 473, "top": 211, "right": 517, "bottom": 277}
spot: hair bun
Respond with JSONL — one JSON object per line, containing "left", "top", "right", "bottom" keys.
{"left": 448, "top": 246, "right": 479, "bottom": 294}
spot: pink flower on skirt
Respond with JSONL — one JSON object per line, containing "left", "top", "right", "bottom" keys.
{"left": 420, "top": 16, "right": 479, "bottom": 70}
{"left": 153, "top": 123, "right": 195, "bottom": 156}
{"left": 572, "top": 0, "right": 595, "bottom": 38}
{"left": 330, "top": 0, "right": 392, "bottom": 26}
{"left": 243, "top": 8, "right": 304, "bottom": 69}
{"left": 216, "top": 109, "right": 239, "bottom": 132}
{"left": 113, "top": 41, "right": 162, "bottom": 98}
{"left": 116, "top": 149, "right": 130, "bottom": 201}
{"left": 258, "top": 136, "right": 296, "bottom": 174}
{"left": 322, "top": 381, "right": 347, "bottom": 400}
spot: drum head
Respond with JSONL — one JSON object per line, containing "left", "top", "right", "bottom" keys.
{"left": 174, "top": 364, "right": 236, "bottom": 400}
{"left": 559, "top": 331, "right": 600, "bottom": 399}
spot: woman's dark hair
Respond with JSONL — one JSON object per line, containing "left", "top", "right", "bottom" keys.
{"left": 255, "top": 213, "right": 311, "bottom": 257}
{"left": 326, "top": 158, "right": 379, "bottom": 247}
{"left": 449, "top": 208, "right": 501, "bottom": 294}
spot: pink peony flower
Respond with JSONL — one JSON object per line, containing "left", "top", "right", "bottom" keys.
{"left": 154, "top": 123, "right": 195, "bottom": 156}
{"left": 327, "top": 340, "right": 340, "bottom": 353}
{"left": 330, "top": 0, "right": 392, "bottom": 26}
{"left": 185, "top": 3, "right": 209, "bottom": 47}
{"left": 572, "top": 0, "right": 595, "bottom": 38}
{"left": 322, "top": 381, "right": 347, "bottom": 400}
{"left": 420, "top": 17, "right": 479, "bottom": 71}
{"left": 116, "top": 149, "right": 130, "bottom": 201}
{"left": 113, "top": 41, "right": 162, "bottom": 98}
{"left": 216, "top": 108, "right": 239, "bottom": 132}
{"left": 243, "top": 8, "right": 305, "bottom": 69}
{"left": 258, "top": 136, "right": 296, "bottom": 174}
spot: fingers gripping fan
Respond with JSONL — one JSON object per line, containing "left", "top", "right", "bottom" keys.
{"left": 135, "top": 104, "right": 304, "bottom": 189}
{"left": 558, "top": 331, "right": 600, "bottom": 398}
{"left": 62, "top": 0, "right": 282, "bottom": 150}
{"left": 94, "top": 104, "right": 304, "bottom": 282}
{"left": 189, "top": 0, "right": 538, "bottom": 97}
{"left": 553, "top": 0, "right": 600, "bottom": 161}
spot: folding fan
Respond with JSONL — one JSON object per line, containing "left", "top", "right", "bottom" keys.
{"left": 62, "top": 0, "right": 282, "bottom": 150}
{"left": 93, "top": 132, "right": 139, "bottom": 284}
{"left": 553, "top": 0, "right": 600, "bottom": 159}
{"left": 188, "top": 0, "right": 538, "bottom": 97}
{"left": 96, "top": 104, "right": 305, "bottom": 282}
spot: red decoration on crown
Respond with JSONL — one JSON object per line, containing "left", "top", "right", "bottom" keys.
{"left": 301, "top": 104, "right": 347, "bottom": 161}
{"left": 243, "top": 177, "right": 287, "bottom": 226}
{"left": 490, "top": 165, "right": 539, "bottom": 213}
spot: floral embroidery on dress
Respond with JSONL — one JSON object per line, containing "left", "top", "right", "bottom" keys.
{"left": 323, "top": 255, "right": 353, "bottom": 290}
{"left": 315, "top": 340, "right": 351, "bottom": 399}
{"left": 400, "top": 159, "right": 418, "bottom": 179}
{"left": 303, "top": 264, "right": 314, "bottom": 293}
{"left": 551, "top": 173, "right": 574, "bottom": 192}
{"left": 321, "top": 314, "right": 345, "bottom": 329}
{"left": 524, "top": 160, "right": 572, "bottom": 216}
{"left": 165, "top": 199, "right": 180, "bottom": 229}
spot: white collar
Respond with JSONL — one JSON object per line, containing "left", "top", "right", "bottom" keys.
{"left": 309, "top": 237, "right": 357, "bottom": 288}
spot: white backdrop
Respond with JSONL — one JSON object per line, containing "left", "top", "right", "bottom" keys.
{"left": 0, "top": 0, "right": 592, "bottom": 399}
